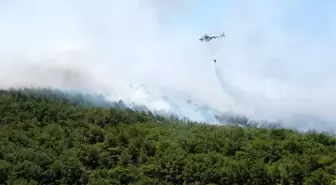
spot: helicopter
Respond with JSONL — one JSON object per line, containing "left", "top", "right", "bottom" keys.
{"left": 199, "top": 32, "right": 225, "bottom": 42}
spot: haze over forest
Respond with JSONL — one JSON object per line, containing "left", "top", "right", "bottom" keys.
{"left": 0, "top": 0, "right": 335, "bottom": 132}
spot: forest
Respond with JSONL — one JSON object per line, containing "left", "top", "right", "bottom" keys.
{"left": 0, "top": 88, "right": 335, "bottom": 185}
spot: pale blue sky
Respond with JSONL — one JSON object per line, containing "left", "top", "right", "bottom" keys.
{"left": 1, "top": 0, "right": 334, "bottom": 40}
{"left": 280, "top": 0, "right": 335, "bottom": 41}
{"left": 155, "top": 0, "right": 231, "bottom": 33}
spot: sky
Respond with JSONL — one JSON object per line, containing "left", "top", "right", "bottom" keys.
{"left": 0, "top": 0, "right": 335, "bottom": 129}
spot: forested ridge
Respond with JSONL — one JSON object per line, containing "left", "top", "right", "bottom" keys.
{"left": 0, "top": 89, "right": 335, "bottom": 185}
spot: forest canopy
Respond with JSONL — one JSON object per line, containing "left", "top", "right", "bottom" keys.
{"left": 0, "top": 88, "right": 335, "bottom": 185}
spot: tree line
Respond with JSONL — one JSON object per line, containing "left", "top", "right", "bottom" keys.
{"left": 0, "top": 89, "right": 335, "bottom": 185}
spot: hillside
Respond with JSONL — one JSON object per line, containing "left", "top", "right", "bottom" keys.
{"left": 0, "top": 89, "right": 335, "bottom": 185}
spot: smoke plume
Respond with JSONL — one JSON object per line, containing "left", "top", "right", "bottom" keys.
{"left": 0, "top": 0, "right": 335, "bottom": 131}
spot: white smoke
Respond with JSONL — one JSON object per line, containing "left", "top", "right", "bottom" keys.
{"left": 0, "top": 0, "right": 335, "bottom": 131}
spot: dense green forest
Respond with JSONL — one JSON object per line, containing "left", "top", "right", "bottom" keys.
{"left": 0, "top": 89, "right": 335, "bottom": 185}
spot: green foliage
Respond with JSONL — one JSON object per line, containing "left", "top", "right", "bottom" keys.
{"left": 0, "top": 89, "right": 335, "bottom": 185}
